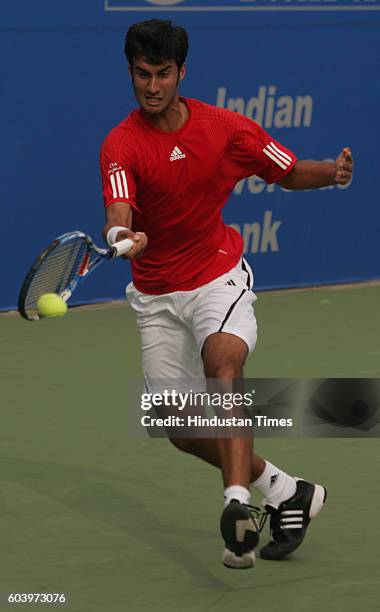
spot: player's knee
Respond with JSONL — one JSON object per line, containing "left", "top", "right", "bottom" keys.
{"left": 206, "top": 362, "right": 243, "bottom": 379}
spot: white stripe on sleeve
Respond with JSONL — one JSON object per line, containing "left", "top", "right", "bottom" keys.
{"left": 121, "top": 170, "right": 129, "bottom": 199}
{"left": 263, "top": 148, "right": 287, "bottom": 170}
{"left": 110, "top": 173, "right": 118, "bottom": 198}
{"left": 266, "top": 146, "right": 290, "bottom": 166}
{"left": 266, "top": 145, "right": 289, "bottom": 166}
{"left": 270, "top": 142, "right": 292, "bottom": 162}
{"left": 265, "top": 145, "right": 291, "bottom": 167}
{"left": 115, "top": 172, "right": 124, "bottom": 198}
{"left": 267, "top": 143, "right": 291, "bottom": 166}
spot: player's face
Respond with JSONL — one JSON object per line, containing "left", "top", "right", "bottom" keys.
{"left": 130, "top": 57, "right": 185, "bottom": 115}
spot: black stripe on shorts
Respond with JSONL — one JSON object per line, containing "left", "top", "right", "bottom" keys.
{"left": 218, "top": 289, "right": 246, "bottom": 333}
{"left": 241, "top": 258, "right": 251, "bottom": 289}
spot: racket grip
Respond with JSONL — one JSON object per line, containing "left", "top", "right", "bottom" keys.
{"left": 113, "top": 237, "right": 134, "bottom": 257}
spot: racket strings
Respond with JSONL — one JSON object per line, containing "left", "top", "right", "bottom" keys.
{"left": 24, "top": 239, "right": 88, "bottom": 313}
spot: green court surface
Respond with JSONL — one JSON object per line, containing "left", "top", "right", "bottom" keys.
{"left": 1, "top": 284, "right": 379, "bottom": 611}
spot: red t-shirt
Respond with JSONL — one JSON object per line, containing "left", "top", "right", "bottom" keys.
{"left": 100, "top": 98, "right": 297, "bottom": 294}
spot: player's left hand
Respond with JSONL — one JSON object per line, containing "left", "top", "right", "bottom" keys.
{"left": 114, "top": 228, "right": 148, "bottom": 260}
{"left": 335, "top": 147, "right": 353, "bottom": 185}
{"left": 123, "top": 231, "right": 148, "bottom": 260}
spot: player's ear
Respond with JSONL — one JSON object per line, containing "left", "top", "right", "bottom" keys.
{"left": 178, "top": 63, "right": 186, "bottom": 82}
{"left": 128, "top": 63, "right": 133, "bottom": 78}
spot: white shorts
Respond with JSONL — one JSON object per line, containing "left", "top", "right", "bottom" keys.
{"left": 126, "top": 258, "right": 258, "bottom": 384}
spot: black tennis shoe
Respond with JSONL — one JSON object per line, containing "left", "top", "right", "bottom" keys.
{"left": 260, "top": 479, "right": 327, "bottom": 560}
{"left": 220, "top": 500, "right": 266, "bottom": 569}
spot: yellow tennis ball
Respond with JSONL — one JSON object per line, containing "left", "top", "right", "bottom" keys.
{"left": 37, "top": 293, "right": 67, "bottom": 318}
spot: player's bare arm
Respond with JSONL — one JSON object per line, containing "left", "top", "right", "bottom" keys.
{"left": 102, "top": 201, "right": 148, "bottom": 260}
{"left": 278, "top": 146, "right": 353, "bottom": 189}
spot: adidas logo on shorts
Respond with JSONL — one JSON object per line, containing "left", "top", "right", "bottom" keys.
{"left": 225, "top": 280, "right": 237, "bottom": 286}
{"left": 170, "top": 146, "right": 186, "bottom": 161}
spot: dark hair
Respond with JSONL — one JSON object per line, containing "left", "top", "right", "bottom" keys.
{"left": 125, "top": 19, "right": 189, "bottom": 71}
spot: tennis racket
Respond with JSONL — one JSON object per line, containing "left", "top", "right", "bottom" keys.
{"left": 18, "top": 231, "right": 133, "bottom": 321}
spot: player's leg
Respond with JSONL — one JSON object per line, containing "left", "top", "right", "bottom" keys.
{"left": 191, "top": 258, "right": 326, "bottom": 563}
{"left": 127, "top": 279, "right": 260, "bottom": 567}
{"left": 193, "top": 258, "right": 262, "bottom": 499}
{"left": 202, "top": 330, "right": 260, "bottom": 568}
{"left": 171, "top": 434, "right": 327, "bottom": 561}
{"left": 189, "top": 263, "right": 260, "bottom": 567}
{"left": 202, "top": 331, "right": 252, "bottom": 490}
{"left": 127, "top": 276, "right": 326, "bottom": 564}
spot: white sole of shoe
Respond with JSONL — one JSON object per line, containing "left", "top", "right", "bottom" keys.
{"left": 223, "top": 548, "right": 256, "bottom": 569}
{"left": 295, "top": 478, "right": 327, "bottom": 519}
{"left": 309, "top": 484, "right": 327, "bottom": 519}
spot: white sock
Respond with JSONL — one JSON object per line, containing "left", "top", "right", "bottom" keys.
{"left": 252, "top": 461, "right": 297, "bottom": 509}
{"left": 224, "top": 485, "right": 251, "bottom": 507}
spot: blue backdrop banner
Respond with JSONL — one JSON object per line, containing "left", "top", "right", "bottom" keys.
{"left": 2, "top": 1, "right": 379, "bottom": 309}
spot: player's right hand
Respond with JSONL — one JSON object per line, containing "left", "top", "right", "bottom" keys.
{"left": 116, "top": 229, "right": 148, "bottom": 260}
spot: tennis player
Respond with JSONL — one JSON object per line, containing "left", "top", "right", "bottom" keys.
{"left": 100, "top": 19, "right": 353, "bottom": 569}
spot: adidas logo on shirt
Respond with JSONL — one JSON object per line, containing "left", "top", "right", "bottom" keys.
{"left": 170, "top": 146, "right": 186, "bottom": 161}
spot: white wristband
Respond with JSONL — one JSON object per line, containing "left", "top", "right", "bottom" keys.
{"left": 106, "top": 226, "right": 129, "bottom": 246}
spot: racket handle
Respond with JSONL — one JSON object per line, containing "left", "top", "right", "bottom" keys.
{"left": 112, "top": 237, "right": 134, "bottom": 257}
